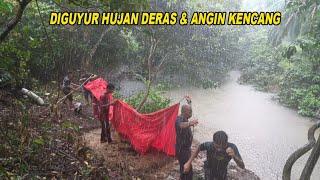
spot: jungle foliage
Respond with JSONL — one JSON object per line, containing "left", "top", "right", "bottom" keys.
{"left": 240, "top": 0, "right": 320, "bottom": 117}
{"left": 0, "top": 0, "right": 241, "bottom": 90}
{"left": 124, "top": 86, "right": 171, "bottom": 114}
{"left": 0, "top": 0, "right": 243, "bottom": 178}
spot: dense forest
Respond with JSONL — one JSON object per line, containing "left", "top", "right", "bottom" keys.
{"left": 239, "top": 0, "right": 320, "bottom": 117}
{"left": 0, "top": 0, "right": 241, "bottom": 89}
{"left": 0, "top": 0, "right": 243, "bottom": 178}
{"left": 0, "top": 0, "right": 319, "bottom": 179}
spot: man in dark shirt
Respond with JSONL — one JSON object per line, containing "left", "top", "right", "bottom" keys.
{"left": 183, "top": 131, "right": 245, "bottom": 180}
{"left": 175, "top": 96, "right": 199, "bottom": 180}
{"left": 99, "top": 83, "right": 115, "bottom": 143}
{"left": 62, "top": 71, "right": 78, "bottom": 110}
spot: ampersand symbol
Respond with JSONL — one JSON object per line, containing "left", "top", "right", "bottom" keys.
{"left": 179, "top": 12, "right": 188, "bottom": 25}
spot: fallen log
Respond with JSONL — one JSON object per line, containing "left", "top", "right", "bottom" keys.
{"left": 21, "top": 88, "right": 45, "bottom": 105}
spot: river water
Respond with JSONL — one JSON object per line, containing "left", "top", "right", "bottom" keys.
{"left": 165, "top": 71, "right": 320, "bottom": 180}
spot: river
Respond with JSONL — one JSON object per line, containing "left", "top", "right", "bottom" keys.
{"left": 165, "top": 71, "right": 320, "bottom": 180}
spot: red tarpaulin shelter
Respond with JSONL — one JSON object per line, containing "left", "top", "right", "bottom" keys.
{"left": 84, "top": 78, "right": 108, "bottom": 101}
{"left": 84, "top": 78, "right": 179, "bottom": 156}
{"left": 112, "top": 100, "right": 179, "bottom": 156}
{"left": 84, "top": 78, "right": 107, "bottom": 119}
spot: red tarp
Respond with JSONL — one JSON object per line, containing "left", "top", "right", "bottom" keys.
{"left": 85, "top": 78, "right": 179, "bottom": 156}
{"left": 84, "top": 78, "right": 108, "bottom": 101}
{"left": 84, "top": 78, "right": 113, "bottom": 120}
{"left": 112, "top": 100, "right": 179, "bottom": 156}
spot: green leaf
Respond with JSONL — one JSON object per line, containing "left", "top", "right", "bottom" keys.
{"left": 33, "top": 137, "right": 45, "bottom": 146}
{"left": 0, "top": 0, "right": 14, "bottom": 13}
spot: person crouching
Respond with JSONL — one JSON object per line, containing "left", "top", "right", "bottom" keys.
{"left": 183, "top": 131, "right": 245, "bottom": 180}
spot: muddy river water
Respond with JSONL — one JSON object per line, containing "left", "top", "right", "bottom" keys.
{"left": 165, "top": 71, "right": 320, "bottom": 180}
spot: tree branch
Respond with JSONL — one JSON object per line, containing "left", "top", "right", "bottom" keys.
{"left": 84, "top": 26, "right": 115, "bottom": 68}
{"left": 0, "top": 0, "right": 32, "bottom": 43}
{"left": 137, "top": 36, "right": 163, "bottom": 112}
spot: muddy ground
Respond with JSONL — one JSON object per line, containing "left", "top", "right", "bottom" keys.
{"left": 83, "top": 128, "right": 260, "bottom": 180}
{"left": 0, "top": 89, "right": 260, "bottom": 179}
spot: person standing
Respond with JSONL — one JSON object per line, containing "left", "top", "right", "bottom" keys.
{"left": 175, "top": 96, "right": 199, "bottom": 180}
{"left": 62, "top": 71, "right": 78, "bottom": 110}
{"left": 99, "top": 83, "right": 115, "bottom": 143}
{"left": 79, "top": 73, "right": 97, "bottom": 105}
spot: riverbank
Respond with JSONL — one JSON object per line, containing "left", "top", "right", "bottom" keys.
{"left": 83, "top": 128, "right": 260, "bottom": 179}
{"left": 0, "top": 89, "right": 260, "bottom": 179}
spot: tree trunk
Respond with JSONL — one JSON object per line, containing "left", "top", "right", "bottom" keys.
{"left": 136, "top": 36, "right": 169, "bottom": 112}
{"left": 136, "top": 36, "right": 157, "bottom": 111}
{"left": 84, "top": 27, "right": 114, "bottom": 69}
{"left": 0, "top": 0, "right": 32, "bottom": 43}
{"left": 136, "top": 80, "right": 151, "bottom": 112}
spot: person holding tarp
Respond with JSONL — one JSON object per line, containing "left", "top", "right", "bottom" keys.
{"left": 61, "top": 71, "right": 79, "bottom": 110}
{"left": 175, "top": 96, "right": 199, "bottom": 180}
{"left": 79, "top": 72, "right": 98, "bottom": 106}
{"left": 99, "top": 83, "right": 115, "bottom": 143}
{"left": 84, "top": 77, "right": 182, "bottom": 154}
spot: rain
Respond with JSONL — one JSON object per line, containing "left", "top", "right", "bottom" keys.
{"left": 0, "top": 0, "right": 319, "bottom": 179}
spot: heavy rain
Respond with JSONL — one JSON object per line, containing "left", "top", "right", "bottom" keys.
{"left": 1, "top": 0, "right": 319, "bottom": 179}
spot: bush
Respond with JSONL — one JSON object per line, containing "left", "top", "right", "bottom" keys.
{"left": 124, "top": 87, "right": 171, "bottom": 114}
{"left": 240, "top": 33, "right": 320, "bottom": 117}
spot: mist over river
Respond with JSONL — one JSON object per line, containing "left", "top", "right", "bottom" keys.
{"left": 166, "top": 71, "right": 320, "bottom": 180}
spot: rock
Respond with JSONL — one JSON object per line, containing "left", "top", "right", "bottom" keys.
{"left": 166, "top": 175, "right": 176, "bottom": 180}
{"left": 129, "top": 166, "right": 134, "bottom": 171}
{"left": 227, "top": 162, "right": 260, "bottom": 180}
{"left": 173, "top": 165, "right": 180, "bottom": 171}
